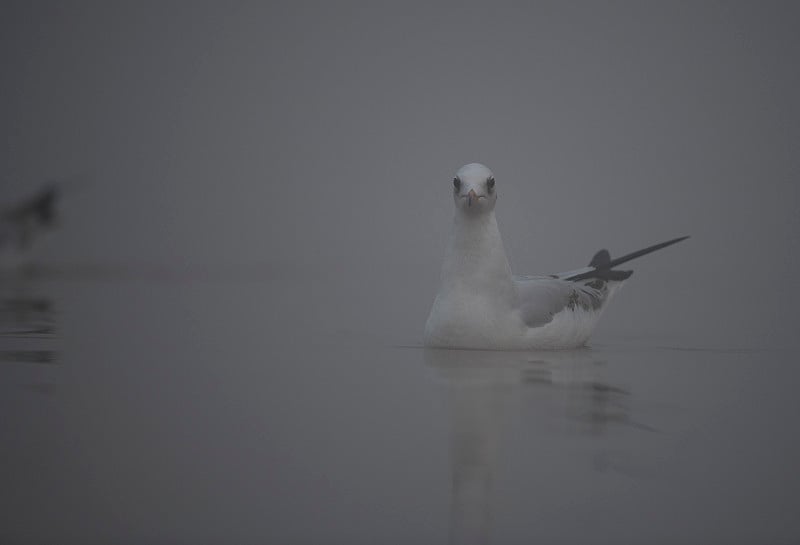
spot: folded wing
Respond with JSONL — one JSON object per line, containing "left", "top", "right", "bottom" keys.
{"left": 513, "top": 275, "right": 608, "bottom": 328}
{"left": 514, "top": 236, "right": 689, "bottom": 329}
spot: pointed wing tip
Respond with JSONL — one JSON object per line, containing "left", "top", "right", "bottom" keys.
{"left": 662, "top": 235, "right": 691, "bottom": 248}
{"left": 658, "top": 235, "right": 689, "bottom": 247}
{"left": 560, "top": 235, "right": 690, "bottom": 281}
{"left": 658, "top": 235, "right": 691, "bottom": 247}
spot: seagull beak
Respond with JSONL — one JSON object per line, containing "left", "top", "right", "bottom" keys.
{"left": 467, "top": 189, "right": 477, "bottom": 207}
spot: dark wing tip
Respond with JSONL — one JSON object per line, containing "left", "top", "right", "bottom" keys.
{"left": 606, "top": 235, "right": 691, "bottom": 269}
{"left": 568, "top": 236, "right": 689, "bottom": 283}
{"left": 588, "top": 249, "right": 610, "bottom": 268}
{"left": 605, "top": 269, "right": 633, "bottom": 281}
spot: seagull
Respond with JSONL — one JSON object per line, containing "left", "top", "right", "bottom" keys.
{"left": 424, "top": 163, "right": 688, "bottom": 350}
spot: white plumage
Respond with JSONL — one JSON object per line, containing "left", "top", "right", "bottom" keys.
{"left": 424, "top": 163, "right": 685, "bottom": 350}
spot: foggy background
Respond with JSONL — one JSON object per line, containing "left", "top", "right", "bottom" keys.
{"left": 4, "top": 4, "right": 800, "bottom": 544}
{"left": 2, "top": 1, "right": 799, "bottom": 347}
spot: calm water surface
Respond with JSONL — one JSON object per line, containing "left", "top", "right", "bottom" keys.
{"left": 2, "top": 273, "right": 799, "bottom": 545}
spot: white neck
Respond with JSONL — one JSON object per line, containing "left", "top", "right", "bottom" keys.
{"left": 440, "top": 210, "right": 514, "bottom": 299}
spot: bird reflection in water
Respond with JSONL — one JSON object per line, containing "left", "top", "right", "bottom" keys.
{"left": 425, "top": 348, "right": 655, "bottom": 545}
{"left": 0, "top": 275, "right": 58, "bottom": 368}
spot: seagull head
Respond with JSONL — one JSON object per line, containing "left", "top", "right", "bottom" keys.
{"left": 452, "top": 163, "right": 497, "bottom": 214}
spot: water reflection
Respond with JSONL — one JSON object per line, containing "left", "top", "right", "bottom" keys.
{"left": 426, "top": 348, "right": 652, "bottom": 545}
{"left": 0, "top": 274, "right": 58, "bottom": 366}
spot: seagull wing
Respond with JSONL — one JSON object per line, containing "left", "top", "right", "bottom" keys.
{"left": 514, "top": 236, "right": 690, "bottom": 328}
{"left": 513, "top": 275, "right": 607, "bottom": 328}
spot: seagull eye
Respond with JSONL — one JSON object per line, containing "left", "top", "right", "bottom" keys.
{"left": 453, "top": 177, "right": 461, "bottom": 190}
{"left": 487, "top": 176, "right": 495, "bottom": 190}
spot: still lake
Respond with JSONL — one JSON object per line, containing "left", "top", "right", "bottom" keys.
{"left": 2, "top": 270, "right": 799, "bottom": 545}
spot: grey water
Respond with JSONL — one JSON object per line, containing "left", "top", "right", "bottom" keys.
{"left": 3, "top": 3, "right": 800, "bottom": 543}
{"left": 3, "top": 272, "right": 800, "bottom": 545}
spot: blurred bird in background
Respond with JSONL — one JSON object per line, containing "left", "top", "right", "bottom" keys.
{"left": 0, "top": 185, "right": 60, "bottom": 270}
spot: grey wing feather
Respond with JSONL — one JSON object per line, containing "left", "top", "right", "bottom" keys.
{"left": 513, "top": 276, "right": 607, "bottom": 328}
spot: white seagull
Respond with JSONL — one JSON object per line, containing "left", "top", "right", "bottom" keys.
{"left": 424, "top": 163, "right": 688, "bottom": 350}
